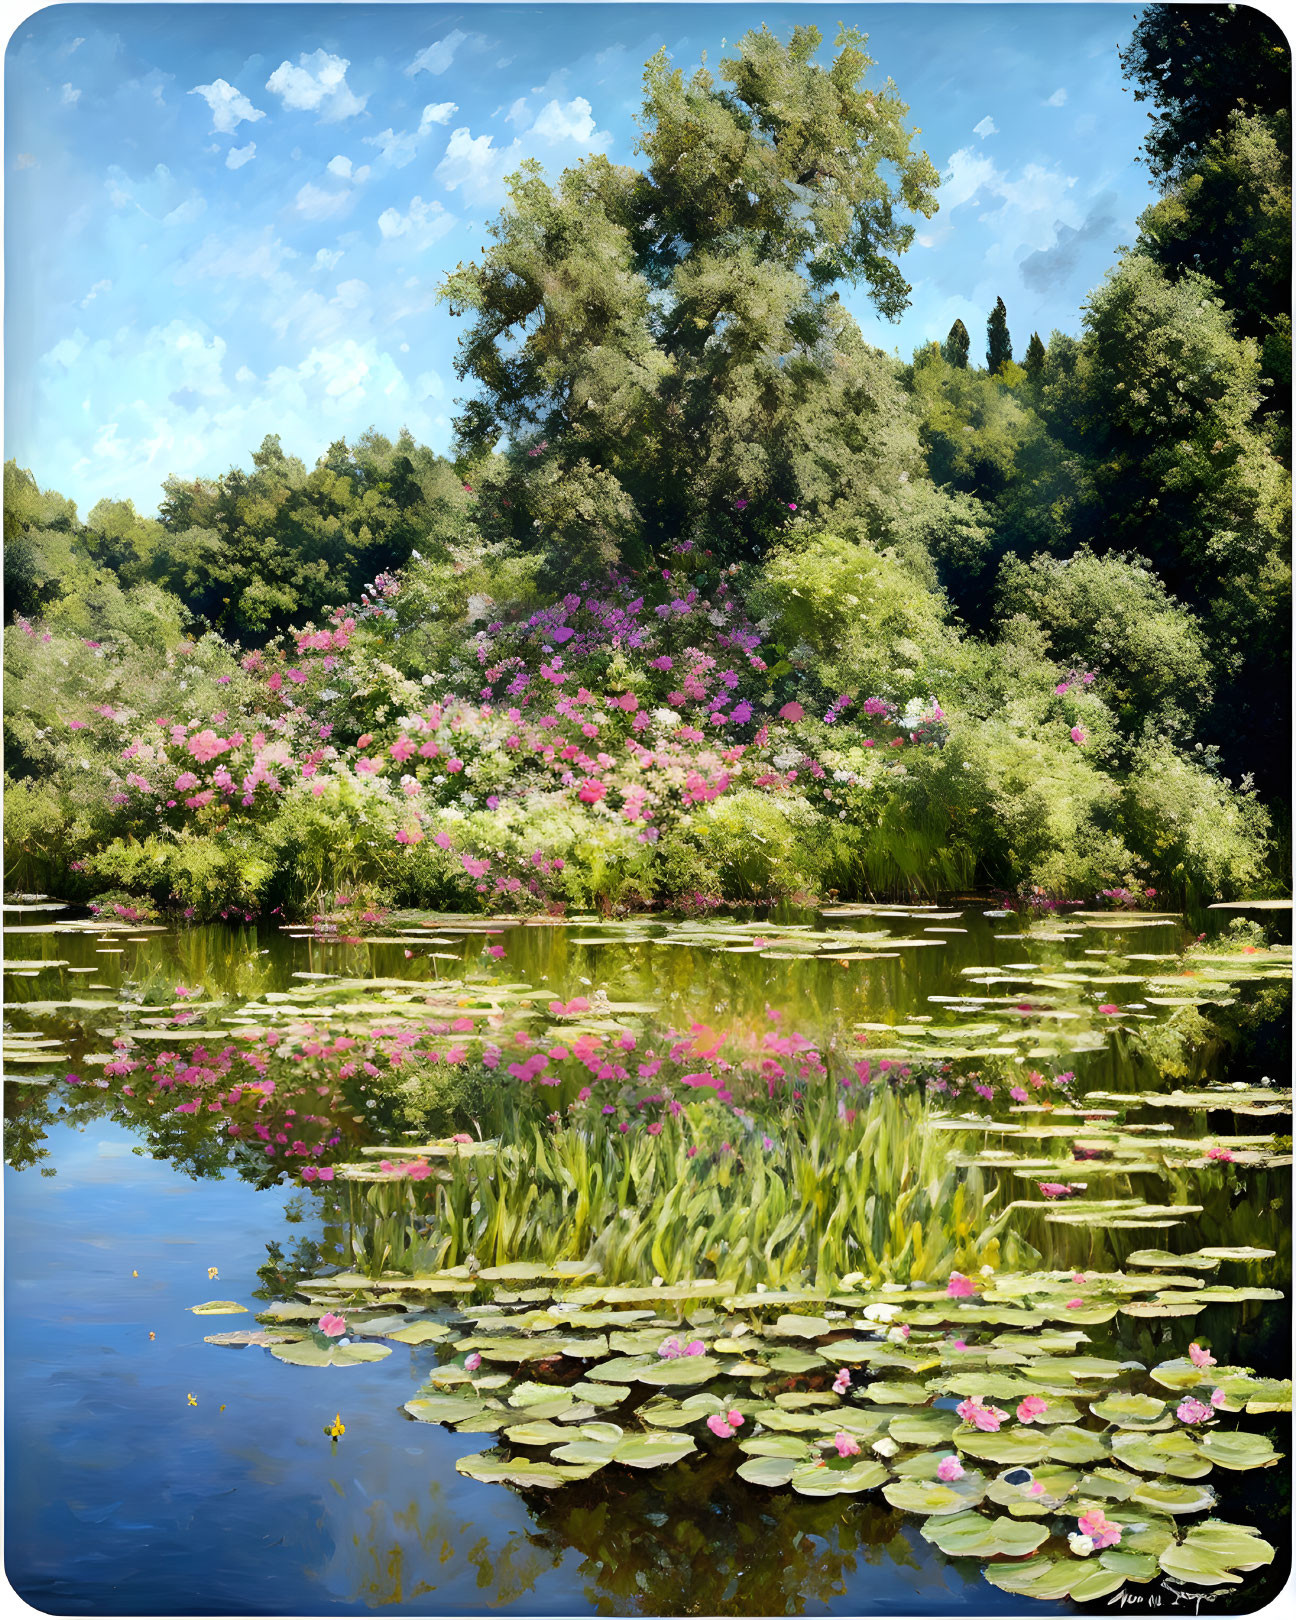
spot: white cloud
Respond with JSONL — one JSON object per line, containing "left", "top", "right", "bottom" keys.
{"left": 189, "top": 77, "right": 266, "bottom": 134}
{"left": 434, "top": 128, "right": 524, "bottom": 207}
{"left": 505, "top": 97, "right": 530, "bottom": 128}
{"left": 1045, "top": 88, "right": 1068, "bottom": 108}
{"left": 266, "top": 51, "right": 365, "bottom": 121}
{"left": 61, "top": 83, "right": 81, "bottom": 106}
{"left": 80, "top": 279, "right": 112, "bottom": 308}
{"left": 13, "top": 153, "right": 38, "bottom": 170}
{"left": 972, "top": 115, "right": 998, "bottom": 140}
{"left": 293, "top": 181, "right": 351, "bottom": 221}
{"left": 364, "top": 126, "right": 421, "bottom": 168}
{"left": 941, "top": 148, "right": 1000, "bottom": 211}
{"left": 531, "top": 96, "right": 602, "bottom": 144}
{"left": 176, "top": 226, "right": 297, "bottom": 286}
{"left": 226, "top": 143, "right": 256, "bottom": 170}
{"left": 407, "top": 31, "right": 469, "bottom": 76}
{"left": 313, "top": 248, "right": 343, "bottom": 270}
{"left": 327, "top": 154, "right": 353, "bottom": 178}
{"left": 377, "top": 195, "right": 456, "bottom": 249}
{"left": 419, "top": 101, "right": 457, "bottom": 129}
{"left": 163, "top": 196, "right": 207, "bottom": 227}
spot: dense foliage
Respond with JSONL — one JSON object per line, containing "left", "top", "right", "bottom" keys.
{"left": 3, "top": 13, "right": 1288, "bottom": 918}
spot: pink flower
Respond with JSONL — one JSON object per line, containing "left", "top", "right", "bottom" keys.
{"left": 778, "top": 701, "right": 804, "bottom": 723}
{"left": 706, "top": 1409, "right": 743, "bottom": 1439}
{"left": 955, "top": 1398, "right": 1008, "bottom": 1432}
{"left": 832, "top": 1368, "right": 851, "bottom": 1395}
{"left": 1188, "top": 1342, "right": 1216, "bottom": 1369}
{"left": 465, "top": 1352, "right": 482, "bottom": 1371}
{"left": 658, "top": 1336, "right": 683, "bottom": 1360}
{"left": 1176, "top": 1397, "right": 1213, "bottom": 1425}
{"left": 188, "top": 729, "right": 228, "bottom": 763}
{"left": 1098, "top": 1003, "right": 1119, "bottom": 1015}
{"left": 684, "top": 1339, "right": 706, "bottom": 1356}
{"left": 1077, "top": 1508, "right": 1122, "bottom": 1549}
{"left": 1205, "top": 1145, "right": 1234, "bottom": 1162}
{"left": 1070, "top": 726, "right": 1087, "bottom": 745}
{"left": 1064, "top": 1298, "right": 1084, "bottom": 1309}
{"left": 318, "top": 1313, "right": 347, "bottom": 1338}
{"left": 1016, "top": 1396, "right": 1049, "bottom": 1424}
{"left": 1210, "top": 1388, "right": 1228, "bottom": 1408}
{"left": 832, "top": 1431, "right": 860, "bottom": 1458}
{"left": 950, "top": 1339, "right": 968, "bottom": 1351}
{"left": 936, "top": 1457, "right": 964, "bottom": 1482}
{"left": 1038, "top": 1182, "right": 1077, "bottom": 1199}
{"left": 946, "top": 1272, "right": 975, "bottom": 1298}
{"left": 462, "top": 855, "right": 489, "bottom": 879}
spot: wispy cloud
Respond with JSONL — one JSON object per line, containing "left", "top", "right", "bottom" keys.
{"left": 972, "top": 115, "right": 998, "bottom": 140}
{"left": 190, "top": 77, "right": 265, "bottom": 134}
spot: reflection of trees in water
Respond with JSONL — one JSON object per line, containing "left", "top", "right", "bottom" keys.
{"left": 325, "top": 1454, "right": 923, "bottom": 1615}
{"left": 522, "top": 1454, "right": 922, "bottom": 1616}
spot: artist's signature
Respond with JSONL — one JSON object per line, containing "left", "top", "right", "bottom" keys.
{"left": 1110, "top": 1580, "right": 1228, "bottom": 1612}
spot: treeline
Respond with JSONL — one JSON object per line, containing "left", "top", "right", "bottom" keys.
{"left": 3, "top": 6, "right": 1289, "bottom": 908}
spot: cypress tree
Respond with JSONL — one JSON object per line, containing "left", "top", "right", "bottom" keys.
{"left": 942, "top": 318, "right": 971, "bottom": 368}
{"left": 986, "top": 297, "right": 1013, "bottom": 373}
{"left": 1023, "top": 330, "right": 1047, "bottom": 380}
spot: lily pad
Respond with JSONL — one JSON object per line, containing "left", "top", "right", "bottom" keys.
{"left": 270, "top": 1339, "right": 392, "bottom": 1367}
{"left": 1158, "top": 1520, "right": 1276, "bottom": 1587}
{"left": 920, "top": 1510, "right": 1050, "bottom": 1559}
{"left": 188, "top": 1300, "right": 249, "bottom": 1316}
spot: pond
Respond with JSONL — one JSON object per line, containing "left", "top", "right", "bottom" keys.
{"left": 4, "top": 900, "right": 1291, "bottom": 1616}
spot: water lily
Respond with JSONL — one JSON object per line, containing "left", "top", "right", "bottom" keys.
{"left": 706, "top": 1409, "right": 744, "bottom": 1438}
{"left": 1176, "top": 1396, "right": 1213, "bottom": 1425}
{"left": 936, "top": 1456, "right": 964, "bottom": 1482}
{"left": 464, "top": 1352, "right": 482, "bottom": 1371}
{"left": 1016, "top": 1395, "right": 1049, "bottom": 1423}
{"left": 318, "top": 1313, "right": 347, "bottom": 1338}
{"left": 1076, "top": 1508, "right": 1122, "bottom": 1549}
{"left": 832, "top": 1431, "right": 860, "bottom": 1458}
{"left": 1188, "top": 1342, "right": 1216, "bottom": 1368}
{"left": 832, "top": 1368, "right": 851, "bottom": 1395}
{"left": 946, "top": 1272, "right": 975, "bottom": 1298}
{"left": 955, "top": 1397, "right": 1008, "bottom": 1432}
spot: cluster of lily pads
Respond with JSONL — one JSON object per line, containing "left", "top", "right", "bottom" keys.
{"left": 195, "top": 1252, "right": 1287, "bottom": 1600}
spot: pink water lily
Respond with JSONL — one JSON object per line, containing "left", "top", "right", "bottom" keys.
{"left": 1176, "top": 1397, "right": 1213, "bottom": 1425}
{"left": 936, "top": 1456, "right": 964, "bottom": 1482}
{"left": 1210, "top": 1388, "right": 1228, "bottom": 1408}
{"left": 955, "top": 1397, "right": 1008, "bottom": 1432}
{"left": 317, "top": 1313, "right": 346, "bottom": 1338}
{"left": 464, "top": 1352, "right": 482, "bottom": 1371}
{"left": 832, "top": 1368, "right": 852, "bottom": 1395}
{"left": 1188, "top": 1342, "right": 1216, "bottom": 1369}
{"left": 1016, "top": 1396, "right": 1049, "bottom": 1423}
{"left": 707, "top": 1409, "right": 744, "bottom": 1438}
{"left": 946, "top": 1272, "right": 975, "bottom": 1298}
{"left": 832, "top": 1431, "right": 860, "bottom": 1458}
{"left": 1077, "top": 1508, "right": 1121, "bottom": 1549}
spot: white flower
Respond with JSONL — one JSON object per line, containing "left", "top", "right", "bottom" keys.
{"left": 652, "top": 708, "right": 681, "bottom": 728}
{"left": 1067, "top": 1535, "right": 1095, "bottom": 1557}
{"left": 421, "top": 674, "right": 435, "bottom": 686}
{"left": 860, "top": 1302, "right": 901, "bottom": 1323}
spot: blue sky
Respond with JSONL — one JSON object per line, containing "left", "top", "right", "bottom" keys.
{"left": 6, "top": 3, "right": 1156, "bottom": 516}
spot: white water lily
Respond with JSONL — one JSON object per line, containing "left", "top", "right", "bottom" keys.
{"left": 860, "top": 1302, "right": 901, "bottom": 1323}
{"left": 1067, "top": 1534, "right": 1095, "bottom": 1557}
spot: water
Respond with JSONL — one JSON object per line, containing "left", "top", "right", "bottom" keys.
{"left": 4, "top": 903, "right": 1290, "bottom": 1614}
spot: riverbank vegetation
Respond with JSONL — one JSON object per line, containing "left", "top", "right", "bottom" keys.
{"left": 4, "top": 7, "right": 1288, "bottom": 919}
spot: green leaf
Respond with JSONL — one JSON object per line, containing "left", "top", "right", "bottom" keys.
{"left": 921, "top": 1510, "right": 1050, "bottom": 1558}
{"left": 269, "top": 1339, "right": 391, "bottom": 1367}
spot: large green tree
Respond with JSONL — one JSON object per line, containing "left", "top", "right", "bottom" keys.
{"left": 1118, "top": 2, "right": 1289, "bottom": 183}
{"left": 440, "top": 25, "right": 941, "bottom": 571}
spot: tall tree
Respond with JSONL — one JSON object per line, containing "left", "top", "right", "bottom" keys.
{"left": 986, "top": 297, "right": 1012, "bottom": 373}
{"left": 440, "top": 25, "right": 942, "bottom": 569}
{"left": 1022, "top": 331, "right": 1047, "bottom": 380}
{"left": 942, "top": 318, "right": 970, "bottom": 368}
{"left": 1119, "top": 3, "right": 1290, "bottom": 182}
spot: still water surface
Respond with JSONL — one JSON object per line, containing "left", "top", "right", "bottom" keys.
{"left": 4, "top": 904, "right": 1289, "bottom": 1615}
